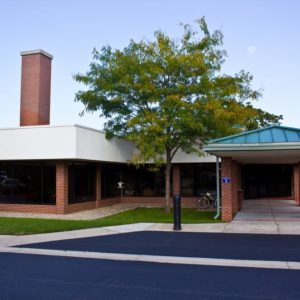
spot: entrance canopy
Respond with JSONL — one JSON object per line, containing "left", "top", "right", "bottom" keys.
{"left": 204, "top": 125, "right": 300, "bottom": 164}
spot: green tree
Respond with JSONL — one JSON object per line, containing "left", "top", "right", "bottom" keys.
{"left": 74, "top": 18, "right": 282, "bottom": 212}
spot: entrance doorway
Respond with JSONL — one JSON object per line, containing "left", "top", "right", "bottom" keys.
{"left": 243, "top": 164, "right": 292, "bottom": 199}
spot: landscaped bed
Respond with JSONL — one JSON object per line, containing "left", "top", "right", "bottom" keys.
{"left": 0, "top": 208, "right": 221, "bottom": 235}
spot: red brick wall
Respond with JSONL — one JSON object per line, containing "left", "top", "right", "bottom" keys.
{"left": 122, "top": 196, "right": 199, "bottom": 208}
{"left": 122, "top": 196, "right": 164, "bottom": 205}
{"left": 20, "top": 52, "right": 51, "bottom": 126}
{"left": 0, "top": 193, "right": 198, "bottom": 215}
{"left": 221, "top": 157, "right": 234, "bottom": 221}
{"left": 66, "top": 201, "right": 96, "bottom": 214}
{"left": 180, "top": 197, "right": 199, "bottom": 208}
{"left": 0, "top": 204, "right": 57, "bottom": 214}
{"left": 56, "top": 161, "right": 68, "bottom": 214}
{"left": 294, "top": 163, "right": 300, "bottom": 205}
{"left": 101, "top": 197, "right": 121, "bottom": 207}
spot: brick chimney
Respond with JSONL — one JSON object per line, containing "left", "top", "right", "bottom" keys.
{"left": 20, "top": 49, "right": 53, "bottom": 126}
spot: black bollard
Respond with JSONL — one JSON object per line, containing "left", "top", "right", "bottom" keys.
{"left": 173, "top": 194, "right": 182, "bottom": 231}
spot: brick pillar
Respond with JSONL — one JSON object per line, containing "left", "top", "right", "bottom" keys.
{"left": 221, "top": 157, "right": 234, "bottom": 221}
{"left": 56, "top": 161, "right": 68, "bottom": 214}
{"left": 96, "top": 164, "right": 102, "bottom": 208}
{"left": 20, "top": 50, "right": 53, "bottom": 126}
{"left": 294, "top": 163, "right": 300, "bottom": 205}
{"left": 232, "top": 160, "right": 238, "bottom": 214}
{"left": 173, "top": 164, "right": 180, "bottom": 196}
{"left": 237, "top": 163, "right": 243, "bottom": 211}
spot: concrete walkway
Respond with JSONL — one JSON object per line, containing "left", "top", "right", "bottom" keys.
{"left": 1, "top": 199, "right": 300, "bottom": 247}
{"left": 1, "top": 245, "right": 300, "bottom": 270}
{"left": 0, "top": 223, "right": 226, "bottom": 247}
{"left": 234, "top": 199, "right": 300, "bottom": 222}
{"left": 1, "top": 199, "right": 300, "bottom": 273}
{"left": 225, "top": 199, "right": 300, "bottom": 235}
{"left": 1, "top": 224, "right": 300, "bottom": 271}
{"left": 1, "top": 219, "right": 300, "bottom": 248}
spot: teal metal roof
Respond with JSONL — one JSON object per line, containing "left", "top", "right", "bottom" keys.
{"left": 209, "top": 125, "right": 300, "bottom": 144}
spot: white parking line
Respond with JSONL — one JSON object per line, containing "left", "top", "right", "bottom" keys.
{"left": 0, "top": 246, "right": 300, "bottom": 270}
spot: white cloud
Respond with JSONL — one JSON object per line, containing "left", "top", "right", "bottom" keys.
{"left": 247, "top": 46, "right": 257, "bottom": 55}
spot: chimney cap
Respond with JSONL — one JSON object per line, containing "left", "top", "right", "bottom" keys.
{"left": 20, "top": 49, "right": 53, "bottom": 59}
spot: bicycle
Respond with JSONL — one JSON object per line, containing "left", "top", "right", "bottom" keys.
{"left": 197, "top": 192, "right": 217, "bottom": 210}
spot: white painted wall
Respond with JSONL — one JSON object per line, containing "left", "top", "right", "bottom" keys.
{"left": 0, "top": 124, "right": 215, "bottom": 163}
{"left": 173, "top": 149, "right": 216, "bottom": 163}
{"left": 75, "top": 126, "right": 134, "bottom": 162}
{"left": 0, "top": 125, "right": 76, "bottom": 160}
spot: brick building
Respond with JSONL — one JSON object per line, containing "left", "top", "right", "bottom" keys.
{"left": 0, "top": 50, "right": 216, "bottom": 215}
{"left": 1, "top": 49, "right": 299, "bottom": 220}
{"left": 204, "top": 127, "right": 300, "bottom": 221}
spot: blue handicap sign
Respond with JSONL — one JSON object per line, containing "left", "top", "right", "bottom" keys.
{"left": 222, "top": 177, "right": 231, "bottom": 184}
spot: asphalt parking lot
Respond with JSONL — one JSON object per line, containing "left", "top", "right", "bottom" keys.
{"left": 2, "top": 231, "right": 300, "bottom": 299}
{"left": 21, "top": 231, "right": 300, "bottom": 262}
{"left": 1, "top": 252, "right": 300, "bottom": 300}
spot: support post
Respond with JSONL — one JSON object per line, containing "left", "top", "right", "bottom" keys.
{"left": 294, "top": 163, "right": 300, "bottom": 205}
{"left": 221, "top": 157, "right": 234, "bottom": 222}
{"left": 56, "top": 161, "right": 68, "bottom": 214}
{"left": 232, "top": 160, "right": 238, "bottom": 214}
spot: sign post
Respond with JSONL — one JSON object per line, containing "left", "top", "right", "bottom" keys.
{"left": 173, "top": 195, "right": 182, "bottom": 231}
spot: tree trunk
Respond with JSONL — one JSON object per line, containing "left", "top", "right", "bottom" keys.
{"left": 165, "top": 150, "right": 172, "bottom": 213}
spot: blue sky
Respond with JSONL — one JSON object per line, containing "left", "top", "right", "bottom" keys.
{"left": 0, "top": 0, "right": 299, "bottom": 129}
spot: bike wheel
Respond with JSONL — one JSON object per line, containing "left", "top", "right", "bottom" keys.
{"left": 198, "top": 197, "right": 210, "bottom": 210}
{"left": 197, "top": 197, "right": 205, "bottom": 209}
{"left": 202, "top": 197, "right": 210, "bottom": 210}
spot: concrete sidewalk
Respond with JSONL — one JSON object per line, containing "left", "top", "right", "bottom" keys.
{"left": 234, "top": 199, "right": 300, "bottom": 222}
{"left": 226, "top": 199, "right": 300, "bottom": 235}
{"left": 1, "top": 245, "right": 300, "bottom": 270}
{"left": 2, "top": 220, "right": 300, "bottom": 247}
{"left": 1, "top": 221, "right": 300, "bottom": 272}
{"left": 1, "top": 199, "right": 300, "bottom": 247}
{"left": 2, "top": 224, "right": 300, "bottom": 272}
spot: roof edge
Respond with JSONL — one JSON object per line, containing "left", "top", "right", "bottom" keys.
{"left": 204, "top": 142, "right": 300, "bottom": 152}
{"left": 208, "top": 125, "right": 300, "bottom": 144}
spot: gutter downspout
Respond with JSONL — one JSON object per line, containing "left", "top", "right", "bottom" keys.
{"left": 214, "top": 156, "right": 221, "bottom": 219}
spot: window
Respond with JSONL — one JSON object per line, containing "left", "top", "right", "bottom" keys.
{"left": 180, "top": 163, "right": 216, "bottom": 197}
{"left": 101, "top": 164, "right": 165, "bottom": 198}
{"left": 101, "top": 164, "right": 122, "bottom": 199}
{"left": 0, "top": 161, "right": 56, "bottom": 204}
{"left": 123, "top": 166, "right": 165, "bottom": 197}
{"left": 68, "top": 162, "right": 96, "bottom": 204}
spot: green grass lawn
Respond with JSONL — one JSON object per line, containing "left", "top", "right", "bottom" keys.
{"left": 0, "top": 208, "right": 221, "bottom": 235}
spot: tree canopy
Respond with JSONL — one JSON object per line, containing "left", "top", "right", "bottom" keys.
{"left": 74, "top": 17, "right": 282, "bottom": 211}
